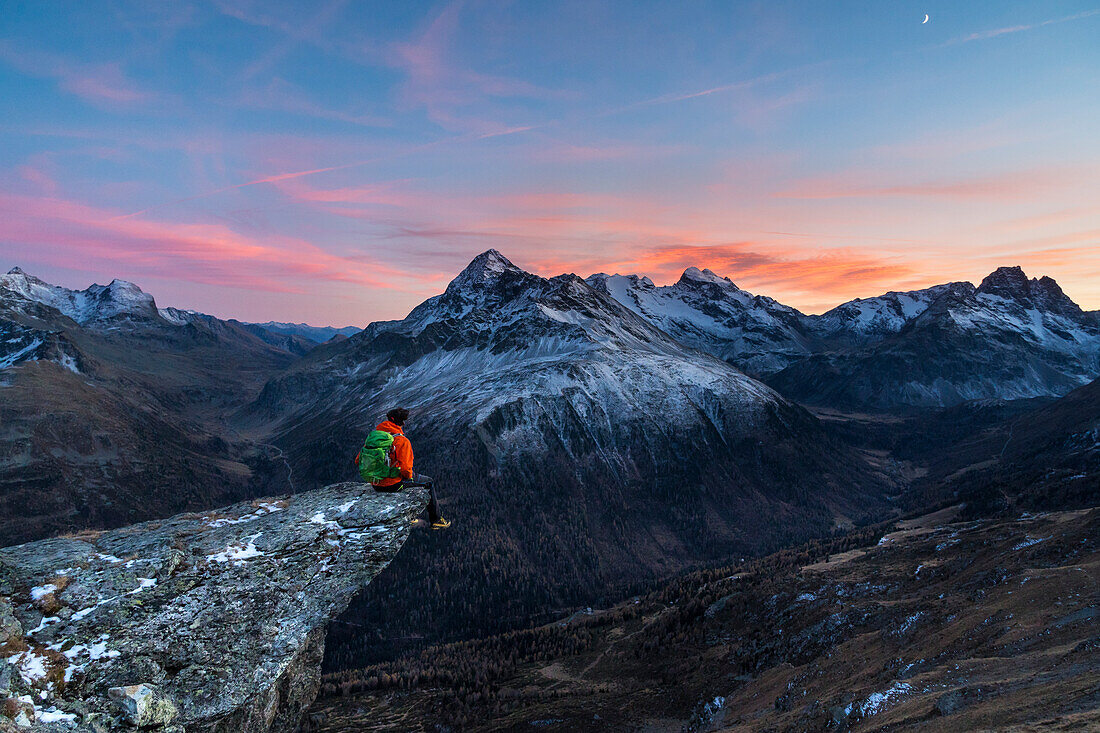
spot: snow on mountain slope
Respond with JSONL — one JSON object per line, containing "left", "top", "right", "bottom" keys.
{"left": 0, "top": 320, "right": 82, "bottom": 374}
{"left": 584, "top": 268, "right": 972, "bottom": 374}
{"left": 907, "top": 268, "right": 1100, "bottom": 374}
{"left": 0, "top": 269, "right": 313, "bottom": 376}
{"left": 581, "top": 260, "right": 1099, "bottom": 408}
{"left": 768, "top": 267, "right": 1100, "bottom": 409}
{"left": 1, "top": 267, "right": 159, "bottom": 325}
{"left": 585, "top": 268, "right": 813, "bottom": 376}
{"left": 806, "top": 283, "right": 962, "bottom": 344}
{"left": 267, "top": 251, "right": 786, "bottom": 431}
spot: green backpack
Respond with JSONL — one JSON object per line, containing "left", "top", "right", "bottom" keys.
{"left": 356, "top": 430, "right": 403, "bottom": 483}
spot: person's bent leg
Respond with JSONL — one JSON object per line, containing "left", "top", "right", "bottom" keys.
{"left": 425, "top": 481, "right": 443, "bottom": 525}
{"left": 402, "top": 474, "right": 443, "bottom": 524}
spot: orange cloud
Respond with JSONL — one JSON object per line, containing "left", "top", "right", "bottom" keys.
{"left": 546, "top": 243, "right": 915, "bottom": 307}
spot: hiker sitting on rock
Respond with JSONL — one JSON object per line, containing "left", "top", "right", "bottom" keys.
{"left": 356, "top": 407, "right": 450, "bottom": 530}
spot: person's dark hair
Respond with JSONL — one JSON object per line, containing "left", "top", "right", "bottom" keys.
{"left": 386, "top": 407, "right": 410, "bottom": 425}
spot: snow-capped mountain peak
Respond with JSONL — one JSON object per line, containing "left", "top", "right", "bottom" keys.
{"left": 446, "top": 249, "right": 524, "bottom": 290}
{"left": 678, "top": 266, "right": 733, "bottom": 287}
{"left": 85, "top": 279, "right": 158, "bottom": 320}
{"left": 585, "top": 266, "right": 812, "bottom": 375}
{"left": 976, "top": 265, "right": 1030, "bottom": 298}
{"left": 384, "top": 254, "right": 684, "bottom": 357}
{"left": 587, "top": 273, "right": 655, "bottom": 289}
{"left": 807, "top": 283, "right": 964, "bottom": 342}
{"left": 401, "top": 250, "right": 542, "bottom": 331}
{"left": 0, "top": 268, "right": 158, "bottom": 324}
{"left": 977, "top": 266, "right": 1081, "bottom": 315}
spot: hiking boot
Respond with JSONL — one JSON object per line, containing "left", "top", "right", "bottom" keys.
{"left": 410, "top": 518, "right": 428, "bottom": 529}
{"left": 430, "top": 517, "right": 451, "bottom": 530}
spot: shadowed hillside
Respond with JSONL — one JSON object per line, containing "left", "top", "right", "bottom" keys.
{"left": 310, "top": 506, "right": 1100, "bottom": 731}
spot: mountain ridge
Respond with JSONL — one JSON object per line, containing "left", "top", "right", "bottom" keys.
{"left": 0, "top": 269, "right": 304, "bottom": 546}
{"left": 582, "top": 260, "right": 1099, "bottom": 409}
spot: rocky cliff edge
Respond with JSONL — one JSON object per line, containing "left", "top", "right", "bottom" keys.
{"left": 0, "top": 483, "right": 427, "bottom": 732}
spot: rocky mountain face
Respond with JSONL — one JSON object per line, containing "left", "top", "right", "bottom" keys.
{"left": 805, "top": 282, "right": 962, "bottom": 346}
{"left": 583, "top": 263, "right": 1099, "bottom": 410}
{"left": 905, "top": 376, "right": 1100, "bottom": 516}
{"left": 253, "top": 250, "right": 895, "bottom": 665}
{"left": 585, "top": 268, "right": 813, "bottom": 376}
{"left": 0, "top": 482, "right": 426, "bottom": 732}
{"left": 311, "top": 505, "right": 1100, "bottom": 731}
{"left": 583, "top": 269, "right": 970, "bottom": 375}
{"left": 0, "top": 269, "right": 160, "bottom": 328}
{"left": 0, "top": 269, "right": 302, "bottom": 546}
{"left": 768, "top": 267, "right": 1100, "bottom": 410}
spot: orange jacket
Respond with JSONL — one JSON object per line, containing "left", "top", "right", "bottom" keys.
{"left": 372, "top": 420, "right": 414, "bottom": 487}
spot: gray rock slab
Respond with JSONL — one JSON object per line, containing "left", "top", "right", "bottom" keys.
{"left": 0, "top": 483, "right": 426, "bottom": 732}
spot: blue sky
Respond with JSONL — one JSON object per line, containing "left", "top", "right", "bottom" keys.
{"left": 1, "top": 1, "right": 1098, "bottom": 323}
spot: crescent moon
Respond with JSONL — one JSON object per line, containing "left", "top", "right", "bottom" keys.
{"left": 922, "top": 14, "right": 929, "bottom": 24}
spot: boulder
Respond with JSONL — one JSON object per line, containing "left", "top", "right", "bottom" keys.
{"left": 0, "top": 482, "right": 426, "bottom": 731}
{"left": 1, "top": 695, "right": 34, "bottom": 726}
{"left": 107, "top": 684, "right": 176, "bottom": 727}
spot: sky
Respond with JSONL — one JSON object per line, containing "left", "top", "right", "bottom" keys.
{"left": 1, "top": 1, "right": 1098, "bottom": 325}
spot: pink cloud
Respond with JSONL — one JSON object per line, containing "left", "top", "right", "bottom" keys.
{"left": 274, "top": 179, "right": 416, "bottom": 207}
{"left": 271, "top": 178, "right": 643, "bottom": 222}
{"left": 238, "top": 0, "right": 350, "bottom": 80}
{"left": 997, "top": 207, "right": 1099, "bottom": 232}
{"left": 111, "top": 127, "right": 544, "bottom": 220}
{"left": 0, "top": 42, "right": 148, "bottom": 105}
{"left": 523, "top": 140, "right": 683, "bottom": 164}
{"left": 17, "top": 165, "right": 58, "bottom": 196}
{"left": 387, "top": 2, "right": 562, "bottom": 134}
{"left": 0, "top": 192, "right": 413, "bottom": 293}
{"left": 1009, "top": 228, "right": 1100, "bottom": 249}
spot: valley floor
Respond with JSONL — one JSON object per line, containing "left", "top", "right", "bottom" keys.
{"left": 308, "top": 506, "right": 1099, "bottom": 732}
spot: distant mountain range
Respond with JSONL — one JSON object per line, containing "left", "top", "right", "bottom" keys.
{"left": 589, "top": 263, "right": 1100, "bottom": 409}
{"left": 770, "top": 268, "right": 1100, "bottom": 409}
{"left": 6, "top": 259, "right": 1096, "bottom": 413}
{"left": 585, "top": 268, "right": 813, "bottom": 375}
{"left": 0, "top": 267, "right": 361, "bottom": 365}
{"left": 0, "top": 267, "right": 302, "bottom": 544}
{"left": 245, "top": 321, "right": 362, "bottom": 344}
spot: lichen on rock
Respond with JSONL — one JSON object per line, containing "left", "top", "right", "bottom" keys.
{"left": 0, "top": 482, "right": 427, "bottom": 731}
